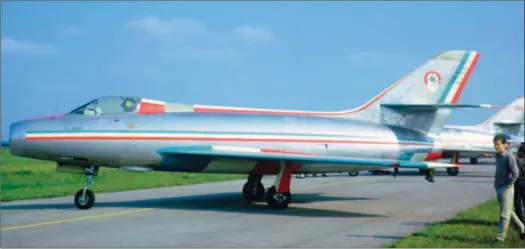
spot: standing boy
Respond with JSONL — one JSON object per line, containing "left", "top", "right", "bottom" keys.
{"left": 493, "top": 134, "right": 524, "bottom": 242}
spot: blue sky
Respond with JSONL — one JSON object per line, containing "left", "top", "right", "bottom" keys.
{"left": 1, "top": 1, "right": 524, "bottom": 140}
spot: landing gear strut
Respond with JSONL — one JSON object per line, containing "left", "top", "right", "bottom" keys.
{"left": 447, "top": 153, "right": 460, "bottom": 176}
{"left": 242, "top": 174, "right": 265, "bottom": 202}
{"left": 425, "top": 169, "right": 435, "bottom": 183}
{"left": 74, "top": 166, "right": 97, "bottom": 209}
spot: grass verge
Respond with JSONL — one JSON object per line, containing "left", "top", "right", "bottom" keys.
{"left": 385, "top": 199, "right": 525, "bottom": 248}
{"left": 1, "top": 148, "right": 246, "bottom": 202}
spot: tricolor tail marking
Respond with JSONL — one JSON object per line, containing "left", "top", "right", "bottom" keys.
{"left": 438, "top": 51, "right": 480, "bottom": 104}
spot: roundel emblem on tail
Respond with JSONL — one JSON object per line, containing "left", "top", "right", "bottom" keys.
{"left": 514, "top": 105, "right": 523, "bottom": 113}
{"left": 424, "top": 71, "right": 441, "bottom": 92}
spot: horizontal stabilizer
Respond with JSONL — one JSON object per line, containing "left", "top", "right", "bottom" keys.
{"left": 493, "top": 121, "right": 523, "bottom": 126}
{"left": 158, "top": 145, "right": 460, "bottom": 170}
{"left": 380, "top": 103, "right": 499, "bottom": 134}
{"left": 381, "top": 103, "right": 500, "bottom": 111}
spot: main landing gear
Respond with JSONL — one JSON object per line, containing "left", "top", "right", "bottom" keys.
{"left": 348, "top": 170, "right": 359, "bottom": 177}
{"left": 242, "top": 174, "right": 265, "bottom": 202}
{"left": 74, "top": 166, "right": 97, "bottom": 210}
{"left": 447, "top": 152, "right": 460, "bottom": 176}
{"left": 242, "top": 161, "right": 295, "bottom": 209}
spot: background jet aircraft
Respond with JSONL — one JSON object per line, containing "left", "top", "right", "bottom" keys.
{"left": 10, "top": 50, "right": 496, "bottom": 210}
{"left": 439, "top": 95, "right": 524, "bottom": 163}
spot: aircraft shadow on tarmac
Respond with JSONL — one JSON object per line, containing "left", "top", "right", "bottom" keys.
{"left": 401, "top": 221, "right": 434, "bottom": 227}
{"left": 324, "top": 170, "right": 494, "bottom": 178}
{"left": 345, "top": 234, "right": 404, "bottom": 240}
{"left": 2, "top": 192, "right": 387, "bottom": 218}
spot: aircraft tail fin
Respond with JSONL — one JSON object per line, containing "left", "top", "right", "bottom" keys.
{"left": 476, "top": 95, "right": 524, "bottom": 136}
{"left": 343, "top": 50, "right": 482, "bottom": 134}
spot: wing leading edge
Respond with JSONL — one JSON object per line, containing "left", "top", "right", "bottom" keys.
{"left": 157, "top": 145, "right": 460, "bottom": 170}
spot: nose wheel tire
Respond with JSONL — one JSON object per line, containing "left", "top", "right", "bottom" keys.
{"left": 265, "top": 186, "right": 291, "bottom": 209}
{"left": 74, "top": 189, "right": 95, "bottom": 209}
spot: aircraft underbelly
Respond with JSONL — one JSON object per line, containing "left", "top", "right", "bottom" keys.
{"left": 200, "top": 160, "right": 259, "bottom": 173}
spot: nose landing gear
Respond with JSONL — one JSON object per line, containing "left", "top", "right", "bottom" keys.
{"left": 74, "top": 166, "right": 97, "bottom": 210}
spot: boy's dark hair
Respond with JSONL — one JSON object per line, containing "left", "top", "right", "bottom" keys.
{"left": 493, "top": 134, "right": 509, "bottom": 144}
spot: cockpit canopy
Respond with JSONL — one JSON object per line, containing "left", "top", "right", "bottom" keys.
{"left": 69, "top": 96, "right": 143, "bottom": 115}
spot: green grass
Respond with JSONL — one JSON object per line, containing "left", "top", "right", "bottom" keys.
{"left": 386, "top": 199, "right": 525, "bottom": 248}
{"left": 1, "top": 148, "right": 246, "bottom": 202}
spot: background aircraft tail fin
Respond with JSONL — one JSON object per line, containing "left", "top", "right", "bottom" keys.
{"left": 476, "top": 95, "right": 524, "bottom": 136}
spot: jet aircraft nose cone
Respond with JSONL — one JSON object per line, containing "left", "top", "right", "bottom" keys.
{"left": 9, "top": 121, "right": 27, "bottom": 156}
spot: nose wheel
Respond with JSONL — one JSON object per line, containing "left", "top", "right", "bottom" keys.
{"left": 75, "top": 188, "right": 95, "bottom": 209}
{"left": 74, "top": 166, "right": 97, "bottom": 210}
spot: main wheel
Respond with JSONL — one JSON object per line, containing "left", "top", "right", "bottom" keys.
{"left": 419, "top": 169, "right": 427, "bottom": 175}
{"left": 348, "top": 170, "right": 359, "bottom": 177}
{"left": 265, "top": 186, "right": 291, "bottom": 209}
{"left": 446, "top": 167, "right": 459, "bottom": 176}
{"left": 242, "top": 182, "right": 265, "bottom": 202}
{"left": 470, "top": 158, "right": 478, "bottom": 164}
{"left": 74, "top": 189, "right": 95, "bottom": 210}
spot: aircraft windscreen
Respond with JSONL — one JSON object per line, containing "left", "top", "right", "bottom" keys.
{"left": 69, "top": 101, "right": 97, "bottom": 115}
{"left": 68, "top": 96, "right": 142, "bottom": 115}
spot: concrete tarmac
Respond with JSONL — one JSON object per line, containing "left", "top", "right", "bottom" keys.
{"left": 1, "top": 160, "right": 497, "bottom": 247}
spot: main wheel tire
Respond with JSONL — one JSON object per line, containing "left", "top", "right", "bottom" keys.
{"left": 242, "top": 182, "right": 265, "bottom": 202}
{"left": 74, "top": 189, "right": 95, "bottom": 210}
{"left": 419, "top": 169, "right": 428, "bottom": 175}
{"left": 348, "top": 171, "right": 359, "bottom": 177}
{"left": 470, "top": 158, "right": 478, "bottom": 164}
{"left": 446, "top": 167, "right": 459, "bottom": 176}
{"left": 265, "top": 186, "right": 291, "bottom": 209}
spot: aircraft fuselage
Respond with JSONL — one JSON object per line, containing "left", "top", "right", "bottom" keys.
{"left": 9, "top": 112, "right": 441, "bottom": 174}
